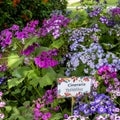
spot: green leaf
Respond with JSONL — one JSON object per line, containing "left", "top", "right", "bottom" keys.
{"left": 24, "top": 36, "right": 38, "bottom": 49}
{"left": 27, "top": 70, "right": 40, "bottom": 87}
{"left": 50, "top": 113, "right": 63, "bottom": 120}
{"left": 8, "top": 53, "right": 24, "bottom": 69}
{"left": 42, "top": 67, "right": 56, "bottom": 77}
{"left": 51, "top": 39, "right": 64, "bottom": 49}
{"left": 40, "top": 74, "right": 53, "bottom": 88}
{"left": 34, "top": 46, "right": 50, "bottom": 56}
{"left": 5, "top": 106, "right": 12, "bottom": 113}
{"left": 29, "top": 78, "right": 40, "bottom": 87}
{"left": 8, "top": 78, "right": 24, "bottom": 89}
{"left": 12, "top": 66, "right": 31, "bottom": 78}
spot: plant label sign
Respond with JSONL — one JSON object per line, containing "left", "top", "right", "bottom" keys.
{"left": 57, "top": 76, "right": 91, "bottom": 98}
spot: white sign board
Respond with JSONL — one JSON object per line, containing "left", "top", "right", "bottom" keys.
{"left": 57, "top": 76, "right": 92, "bottom": 98}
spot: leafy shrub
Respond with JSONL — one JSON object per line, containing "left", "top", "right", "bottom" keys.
{"left": 0, "top": 0, "right": 67, "bottom": 31}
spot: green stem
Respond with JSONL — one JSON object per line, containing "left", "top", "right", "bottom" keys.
{"left": 32, "top": 85, "right": 41, "bottom": 97}
{"left": 114, "top": 100, "right": 120, "bottom": 105}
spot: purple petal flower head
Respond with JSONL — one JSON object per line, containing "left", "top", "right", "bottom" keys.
{"left": 21, "top": 43, "right": 39, "bottom": 56}
{"left": 34, "top": 49, "right": 58, "bottom": 68}
{"left": 100, "top": 16, "right": 108, "bottom": 24}
{"left": 0, "top": 29, "right": 12, "bottom": 47}
{"left": 10, "top": 24, "right": 19, "bottom": 31}
{"left": 39, "top": 15, "right": 70, "bottom": 39}
{"left": 110, "top": 7, "right": 120, "bottom": 16}
{"left": 0, "top": 64, "right": 7, "bottom": 72}
{"left": 97, "top": 105, "right": 107, "bottom": 114}
{"left": 90, "top": 106, "right": 97, "bottom": 113}
{"left": 64, "top": 114, "right": 69, "bottom": 119}
{"left": 73, "top": 109, "right": 79, "bottom": 115}
{"left": 83, "top": 109, "right": 91, "bottom": 115}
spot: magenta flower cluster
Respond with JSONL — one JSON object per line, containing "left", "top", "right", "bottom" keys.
{"left": 110, "top": 7, "right": 120, "bottom": 16}
{"left": 15, "top": 20, "right": 39, "bottom": 40}
{"left": 33, "top": 87, "right": 59, "bottom": 120}
{"left": 34, "top": 49, "right": 58, "bottom": 68}
{"left": 38, "top": 15, "right": 70, "bottom": 39}
{"left": 0, "top": 64, "right": 7, "bottom": 72}
{"left": 98, "top": 65, "right": 120, "bottom": 99}
{"left": 98, "top": 65, "right": 117, "bottom": 79}
{"left": 0, "top": 20, "right": 39, "bottom": 48}
{"left": 21, "top": 43, "right": 39, "bottom": 56}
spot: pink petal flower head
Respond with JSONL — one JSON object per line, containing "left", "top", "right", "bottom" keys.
{"left": 0, "top": 113, "right": 5, "bottom": 119}
{"left": 0, "top": 102, "right": 6, "bottom": 108}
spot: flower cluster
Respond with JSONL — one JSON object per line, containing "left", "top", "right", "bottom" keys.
{"left": 97, "top": 65, "right": 120, "bottom": 99}
{"left": 21, "top": 43, "right": 39, "bottom": 56}
{"left": 64, "top": 115, "right": 89, "bottom": 120}
{"left": 15, "top": 20, "right": 39, "bottom": 40}
{"left": 95, "top": 114, "right": 120, "bottom": 120}
{"left": 33, "top": 87, "right": 59, "bottom": 120}
{"left": 34, "top": 49, "right": 58, "bottom": 68}
{"left": 110, "top": 7, "right": 120, "bottom": 16}
{"left": 38, "top": 15, "right": 70, "bottom": 39}
{"left": 0, "top": 20, "right": 39, "bottom": 48}
{"left": 0, "top": 91, "right": 6, "bottom": 119}
{"left": 73, "top": 93, "right": 119, "bottom": 116}
{"left": 100, "top": 16, "right": 115, "bottom": 26}
{"left": 0, "top": 64, "right": 7, "bottom": 72}
{"left": 89, "top": 6, "right": 102, "bottom": 17}
{"left": 65, "top": 42, "right": 120, "bottom": 76}
{"left": 0, "top": 29, "right": 12, "bottom": 48}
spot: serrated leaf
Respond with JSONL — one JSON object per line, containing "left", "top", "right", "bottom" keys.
{"left": 51, "top": 39, "right": 64, "bottom": 49}
{"left": 8, "top": 53, "right": 24, "bottom": 69}
{"left": 8, "top": 78, "right": 24, "bottom": 89}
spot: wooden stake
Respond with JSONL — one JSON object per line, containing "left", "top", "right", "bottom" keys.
{"left": 71, "top": 97, "right": 75, "bottom": 115}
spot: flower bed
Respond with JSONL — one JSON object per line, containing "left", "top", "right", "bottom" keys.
{"left": 0, "top": 3, "right": 120, "bottom": 120}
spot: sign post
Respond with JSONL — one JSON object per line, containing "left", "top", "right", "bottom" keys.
{"left": 57, "top": 76, "right": 92, "bottom": 115}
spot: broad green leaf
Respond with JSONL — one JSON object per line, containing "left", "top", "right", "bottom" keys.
{"left": 27, "top": 70, "right": 39, "bottom": 79}
{"left": 8, "top": 53, "right": 24, "bottom": 69}
{"left": 5, "top": 106, "right": 12, "bottom": 113}
{"left": 40, "top": 74, "right": 53, "bottom": 88}
{"left": 8, "top": 78, "right": 24, "bottom": 89}
{"left": 29, "top": 78, "right": 40, "bottom": 87}
{"left": 51, "top": 39, "right": 64, "bottom": 49}
{"left": 12, "top": 66, "right": 31, "bottom": 78}
{"left": 34, "top": 46, "right": 50, "bottom": 56}
{"left": 24, "top": 36, "right": 38, "bottom": 49}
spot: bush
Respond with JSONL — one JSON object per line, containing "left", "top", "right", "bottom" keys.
{"left": 0, "top": 0, "right": 67, "bottom": 31}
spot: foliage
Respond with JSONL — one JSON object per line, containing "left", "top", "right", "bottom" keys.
{"left": 0, "top": 0, "right": 67, "bottom": 31}
{"left": 0, "top": 2, "right": 120, "bottom": 120}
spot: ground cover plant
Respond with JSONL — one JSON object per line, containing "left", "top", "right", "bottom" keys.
{"left": 0, "top": 2, "right": 120, "bottom": 120}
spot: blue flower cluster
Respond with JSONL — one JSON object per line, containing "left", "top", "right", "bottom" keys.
{"left": 73, "top": 93, "right": 119, "bottom": 116}
{"left": 64, "top": 25, "right": 120, "bottom": 76}
{"left": 65, "top": 42, "right": 120, "bottom": 76}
